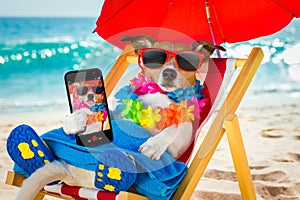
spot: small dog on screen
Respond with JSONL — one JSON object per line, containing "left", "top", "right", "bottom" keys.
{"left": 11, "top": 36, "right": 225, "bottom": 200}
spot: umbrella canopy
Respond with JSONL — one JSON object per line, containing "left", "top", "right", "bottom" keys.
{"left": 94, "top": 0, "right": 300, "bottom": 49}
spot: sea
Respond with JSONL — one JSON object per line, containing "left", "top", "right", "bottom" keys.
{"left": 0, "top": 17, "right": 300, "bottom": 114}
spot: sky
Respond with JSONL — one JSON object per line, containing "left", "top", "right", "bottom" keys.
{"left": 0, "top": 0, "right": 104, "bottom": 17}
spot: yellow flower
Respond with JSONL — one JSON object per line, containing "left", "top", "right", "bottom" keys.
{"left": 140, "top": 106, "right": 161, "bottom": 129}
{"left": 97, "top": 112, "right": 104, "bottom": 122}
{"left": 180, "top": 101, "right": 195, "bottom": 122}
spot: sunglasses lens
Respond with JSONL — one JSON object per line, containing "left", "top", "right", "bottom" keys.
{"left": 176, "top": 52, "right": 200, "bottom": 71}
{"left": 142, "top": 49, "right": 167, "bottom": 69}
{"left": 77, "top": 86, "right": 88, "bottom": 96}
{"left": 92, "top": 86, "right": 103, "bottom": 94}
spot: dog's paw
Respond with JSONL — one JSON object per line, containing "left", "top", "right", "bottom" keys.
{"left": 139, "top": 137, "right": 168, "bottom": 160}
{"left": 63, "top": 109, "right": 89, "bottom": 134}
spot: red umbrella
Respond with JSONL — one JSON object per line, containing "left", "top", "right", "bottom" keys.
{"left": 94, "top": 0, "right": 300, "bottom": 49}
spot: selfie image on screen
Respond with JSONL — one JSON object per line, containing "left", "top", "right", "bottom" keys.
{"left": 67, "top": 79, "right": 110, "bottom": 134}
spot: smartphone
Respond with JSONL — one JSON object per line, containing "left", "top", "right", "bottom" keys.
{"left": 64, "top": 68, "right": 113, "bottom": 147}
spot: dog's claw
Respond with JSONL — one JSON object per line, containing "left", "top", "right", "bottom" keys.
{"left": 138, "top": 146, "right": 142, "bottom": 152}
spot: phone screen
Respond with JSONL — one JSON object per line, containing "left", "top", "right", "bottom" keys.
{"left": 64, "top": 68, "right": 113, "bottom": 147}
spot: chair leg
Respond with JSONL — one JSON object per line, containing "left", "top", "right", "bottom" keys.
{"left": 224, "top": 114, "right": 256, "bottom": 200}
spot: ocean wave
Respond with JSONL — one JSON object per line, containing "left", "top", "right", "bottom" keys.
{"left": 282, "top": 43, "right": 300, "bottom": 65}
{"left": 1, "top": 36, "right": 77, "bottom": 46}
{"left": 0, "top": 98, "right": 67, "bottom": 114}
{"left": 246, "top": 81, "right": 300, "bottom": 100}
{"left": 224, "top": 41, "right": 299, "bottom": 66}
{"left": 0, "top": 38, "right": 121, "bottom": 70}
{"left": 252, "top": 87, "right": 300, "bottom": 94}
{"left": 1, "top": 18, "right": 299, "bottom": 113}
{"left": 0, "top": 34, "right": 106, "bottom": 46}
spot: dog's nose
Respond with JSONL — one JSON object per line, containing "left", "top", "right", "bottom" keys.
{"left": 162, "top": 68, "right": 177, "bottom": 81}
{"left": 88, "top": 94, "right": 94, "bottom": 100}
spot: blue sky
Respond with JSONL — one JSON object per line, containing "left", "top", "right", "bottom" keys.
{"left": 0, "top": 0, "right": 104, "bottom": 17}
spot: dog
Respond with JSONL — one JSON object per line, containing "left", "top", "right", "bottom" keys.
{"left": 118, "top": 36, "right": 226, "bottom": 160}
{"left": 13, "top": 36, "right": 225, "bottom": 200}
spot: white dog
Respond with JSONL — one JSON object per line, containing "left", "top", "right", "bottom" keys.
{"left": 14, "top": 36, "right": 225, "bottom": 200}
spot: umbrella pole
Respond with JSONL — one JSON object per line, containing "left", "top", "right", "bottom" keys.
{"left": 205, "top": 0, "right": 221, "bottom": 58}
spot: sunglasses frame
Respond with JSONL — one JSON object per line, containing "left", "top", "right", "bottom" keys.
{"left": 76, "top": 85, "right": 104, "bottom": 96}
{"left": 138, "top": 48, "right": 205, "bottom": 72}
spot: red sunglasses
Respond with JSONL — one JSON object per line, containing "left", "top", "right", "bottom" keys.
{"left": 138, "top": 48, "right": 204, "bottom": 71}
{"left": 76, "top": 85, "right": 104, "bottom": 96}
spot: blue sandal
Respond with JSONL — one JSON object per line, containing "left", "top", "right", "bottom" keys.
{"left": 94, "top": 149, "right": 137, "bottom": 193}
{"left": 6, "top": 124, "right": 56, "bottom": 175}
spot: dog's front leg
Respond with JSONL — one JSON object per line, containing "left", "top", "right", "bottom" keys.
{"left": 139, "top": 128, "right": 174, "bottom": 160}
{"left": 139, "top": 122, "right": 192, "bottom": 160}
{"left": 167, "top": 122, "right": 193, "bottom": 158}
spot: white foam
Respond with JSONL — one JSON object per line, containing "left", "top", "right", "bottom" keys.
{"left": 283, "top": 43, "right": 300, "bottom": 64}
{"left": 0, "top": 56, "right": 5, "bottom": 64}
{"left": 288, "top": 64, "right": 300, "bottom": 82}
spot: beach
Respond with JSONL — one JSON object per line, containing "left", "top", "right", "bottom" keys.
{"left": 1, "top": 17, "right": 300, "bottom": 200}
{"left": 1, "top": 95, "right": 299, "bottom": 199}
{"left": 192, "top": 96, "right": 300, "bottom": 200}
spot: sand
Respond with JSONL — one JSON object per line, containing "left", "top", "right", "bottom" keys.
{"left": 1, "top": 96, "right": 300, "bottom": 199}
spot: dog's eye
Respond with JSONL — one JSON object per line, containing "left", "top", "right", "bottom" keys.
{"left": 77, "top": 86, "right": 88, "bottom": 96}
{"left": 93, "top": 86, "right": 104, "bottom": 94}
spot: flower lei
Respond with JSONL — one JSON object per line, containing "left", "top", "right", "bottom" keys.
{"left": 115, "top": 73, "right": 207, "bottom": 130}
{"left": 86, "top": 110, "right": 108, "bottom": 125}
{"left": 71, "top": 102, "right": 108, "bottom": 125}
{"left": 72, "top": 100, "right": 90, "bottom": 110}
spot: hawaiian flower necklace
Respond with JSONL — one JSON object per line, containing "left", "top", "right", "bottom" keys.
{"left": 72, "top": 101, "right": 108, "bottom": 125}
{"left": 86, "top": 103, "right": 108, "bottom": 125}
{"left": 115, "top": 73, "right": 207, "bottom": 130}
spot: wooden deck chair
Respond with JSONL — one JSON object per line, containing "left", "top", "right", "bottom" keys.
{"left": 5, "top": 45, "right": 264, "bottom": 200}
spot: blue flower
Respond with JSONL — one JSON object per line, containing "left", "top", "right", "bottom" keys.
{"left": 195, "top": 93, "right": 205, "bottom": 99}
{"left": 167, "top": 86, "right": 195, "bottom": 103}
{"left": 193, "top": 80, "right": 204, "bottom": 94}
{"left": 166, "top": 80, "right": 205, "bottom": 103}
{"left": 91, "top": 103, "right": 107, "bottom": 112}
{"left": 114, "top": 86, "right": 138, "bottom": 102}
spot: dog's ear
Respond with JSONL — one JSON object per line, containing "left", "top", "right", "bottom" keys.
{"left": 190, "top": 41, "right": 226, "bottom": 57}
{"left": 121, "top": 35, "right": 157, "bottom": 53}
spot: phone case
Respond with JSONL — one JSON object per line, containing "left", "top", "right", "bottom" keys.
{"left": 64, "top": 68, "right": 113, "bottom": 147}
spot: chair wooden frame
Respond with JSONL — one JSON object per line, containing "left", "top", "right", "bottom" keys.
{"left": 5, "top": 45, "right": 264, "bottom": 200}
